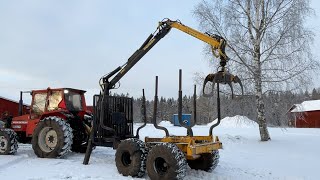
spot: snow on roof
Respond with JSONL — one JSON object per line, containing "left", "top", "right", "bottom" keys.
{"left": 290, "top": 100, "right": 320, "bottom": 113}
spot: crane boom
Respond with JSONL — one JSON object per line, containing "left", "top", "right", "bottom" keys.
{"left": 100, "top": 18, "right": 229, "bottom": 95}
{"left": 165, "top": 19, "right": 228, "bottom": 61}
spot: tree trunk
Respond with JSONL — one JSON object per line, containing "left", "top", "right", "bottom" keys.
{"left": 255, "top": 78, "right": 271, "bottom": 141}
{"left": 254, "top": 44, "right": 271, "bottom": 141}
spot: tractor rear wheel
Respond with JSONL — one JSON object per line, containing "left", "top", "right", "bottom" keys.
{"left": 0, "top": 129, "right": 18, "bottom": 155}
{"left": 115, "top": 138, "right": 147, "bottom": 177}
{"left": 187, "top": 150, "right": 220, "bottom": 172}
{"left": 146, "top": 143, "right": 187, "bottom": 180}
{"left": 32, "top": 116, "right": 73, "bottom": 158}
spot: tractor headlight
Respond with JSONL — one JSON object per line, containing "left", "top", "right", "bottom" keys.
{"left": 12, "top": 125, "right": 22, "bottom": 129}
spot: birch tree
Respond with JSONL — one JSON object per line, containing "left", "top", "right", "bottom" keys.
{"left": 194, "top": 0, "right": 317, "bottom": 141}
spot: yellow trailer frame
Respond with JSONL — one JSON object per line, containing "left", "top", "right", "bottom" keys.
{"left": 145, "top": 135, "right": 222, "bottom": 160}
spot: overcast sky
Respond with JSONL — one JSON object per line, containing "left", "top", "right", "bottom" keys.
{"left": 0, "top": 0, "right": 319, "bottom": 104}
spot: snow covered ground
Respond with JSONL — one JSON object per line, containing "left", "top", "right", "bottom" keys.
{"left": 1, "top": 116, "right": 319, "bottom": 180}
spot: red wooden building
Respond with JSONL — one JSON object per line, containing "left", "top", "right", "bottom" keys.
{"left": 288, "top": 100, "right": 320, "bottom": 128}
{"left": 0, "top": 96, "right": 29, "bottom": 118}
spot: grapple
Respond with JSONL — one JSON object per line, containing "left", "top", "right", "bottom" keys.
{"left": 202, "top": 70, "right": 243, "bottom": 98}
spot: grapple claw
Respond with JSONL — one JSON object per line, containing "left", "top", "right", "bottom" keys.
{"left": 202, "top": 74, "right": 215, "bottom": 97}
{"left": 227, "top": 81, "right": 234, "bottom": 98}
{"left": 201, "top": 70, "right": 243, "bottom": 98}
{"left": 232, "top": 75, "right": 244, "bottom": 96}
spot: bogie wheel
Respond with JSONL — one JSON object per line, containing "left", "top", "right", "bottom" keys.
{"left": 187, "top": 150, "right": 220, "bottom": 172}
{"left": 0, "top": 129, "right": 18, "bottom": 155}
{"left": 115, "top": 138, "right": 147, "bottom": 178}
{"left": 146, "top": 143, "right": 187, "bottom": 180}
{"left": 32, "top": 116, "right": 73, "bottom": 158}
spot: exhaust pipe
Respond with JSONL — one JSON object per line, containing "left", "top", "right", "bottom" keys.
{"left": 18, "top": 91, "right": 23, "bottom": 116}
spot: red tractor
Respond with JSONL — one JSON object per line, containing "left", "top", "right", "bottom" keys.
{"left": 1, "top": 88, "right": 93, "bottom": 158}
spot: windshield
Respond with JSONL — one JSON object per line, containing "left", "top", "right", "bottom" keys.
{"left": 32, "top": 93, "right": 47, "bottom": 115}
{"left": 48, "top": 90, "right": 63, "bottom": 111}
{"left": 64, "top": 90, "right": 83, "bottom": 111}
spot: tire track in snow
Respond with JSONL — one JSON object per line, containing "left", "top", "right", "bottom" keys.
{"left": 0, "top": 156, "right": 25, "bottom": 171}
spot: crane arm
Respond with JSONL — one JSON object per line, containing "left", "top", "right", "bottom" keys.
{"left": 101, "top": 18, "right": 229, "bottom": 95}
{"left": 162, "top": 19, "right": 228, "bottom": 62}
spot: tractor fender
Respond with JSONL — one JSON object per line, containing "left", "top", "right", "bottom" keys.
{"left": 28, "top": 111, "right": 74, "bottom": 137}
{"left": 39, "top": 110, "right": 74, "bottom": 121}
{"left": 77, "top": 111, "right": 93, "bottom": 120}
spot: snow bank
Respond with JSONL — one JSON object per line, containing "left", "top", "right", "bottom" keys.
{"left": 136, "top": 116, "right": 257, "bottom": 129}
{"left": 1, "top": 124, "right": 320, "bottom": 179}
{"left": 158, "top": 120, "right": 174, "bottom": 127}
{"left": 206, "top": 115, "right": 258, "bottom": 128}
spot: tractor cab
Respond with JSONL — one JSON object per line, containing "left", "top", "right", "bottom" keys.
{"left": 31, "top": 88, "right": 86, "bottom": 117}
{"left": 11, "top": 88, "right": 90, "bottom": 144}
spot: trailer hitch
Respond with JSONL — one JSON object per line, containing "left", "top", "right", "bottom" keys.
{"left": 202, "top": 70, "right": 243, "bottom": 98}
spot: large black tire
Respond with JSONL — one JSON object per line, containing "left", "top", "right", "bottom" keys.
{"left": 187, "top": 150, "right": 219, "bottom": 172}
{"left": 71, "top": 143, "right": 87, "bottom": 153}
{"left": 70, "top": 124, "right": 88, "bottom": 153}
{"left": 146, "top": 143, "right": 187, "bottom": 180}
{"left": 32, "top": 116, "right": 73, "bottom": 158}
{"left": 0, "top": 129, "right": 18, "bottom": 155}
{"left": 115, "top": 138, "right": 147, "bottom": 178}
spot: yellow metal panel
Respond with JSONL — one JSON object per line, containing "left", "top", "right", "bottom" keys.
{"left": 145, "top": 135, "right": 222, "bottom": 160}
{"left": 169, "top": 22, "right": 221, "bottom": 48}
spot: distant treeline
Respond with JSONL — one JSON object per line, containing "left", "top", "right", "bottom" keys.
{"left": 113, "top": 88, "right": 320, "bottom": 127}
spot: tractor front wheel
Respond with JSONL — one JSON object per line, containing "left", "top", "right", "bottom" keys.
{"left": 0, "top": 129, "right": 18, "bottom": 155}
{"left": 146, "top": 143, "right": 187, "bottom": 180}
{"left": 32, "top": 116, "right": 73, "bottom": 158}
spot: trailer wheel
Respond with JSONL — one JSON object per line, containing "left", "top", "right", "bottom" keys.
{"left": 115, "top": 138, "right": 147, "bottom": 177}
{"left": 146, "top": 143, "right": 187, "bottom": 180}
{"left": 187, "top": 150, "right": 219, "bottom": 172}
{"left": 0, "top": 129, "right": 18, "bottom": 155}
{"left": 32, "top": 116, "right": 73, "bottom": 158}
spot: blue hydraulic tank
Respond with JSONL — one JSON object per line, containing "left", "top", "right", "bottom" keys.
{"left": 172, "top": 114, "right": 191, "bottom": 126}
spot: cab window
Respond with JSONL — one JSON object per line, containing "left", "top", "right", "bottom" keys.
{"left": 32, "top": 93, "right": 47, "bottom": 115}
{"left": 48, "top": 91, "right": 63, "bottom": 111}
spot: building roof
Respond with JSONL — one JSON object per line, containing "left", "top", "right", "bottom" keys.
{"left": 0, "top": 96, "right": 19, "bottom": 103}
{"left": 290, "top": 100, "right": 320, "bottom": 113}
{"left": 0, "top": 96, "right": 29, "bottom": 106}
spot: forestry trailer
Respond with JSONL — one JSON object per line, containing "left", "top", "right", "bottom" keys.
{"left": 83, "top": 18, "right": 243, "bottom": 180}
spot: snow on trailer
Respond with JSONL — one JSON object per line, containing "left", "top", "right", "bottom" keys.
{"left": 288, "top": 100, "right": 320, "bottom": 128}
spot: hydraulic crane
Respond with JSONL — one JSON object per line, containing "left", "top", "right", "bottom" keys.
{"left": 99, "top": 18, "right": 239, "bottom": 95}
